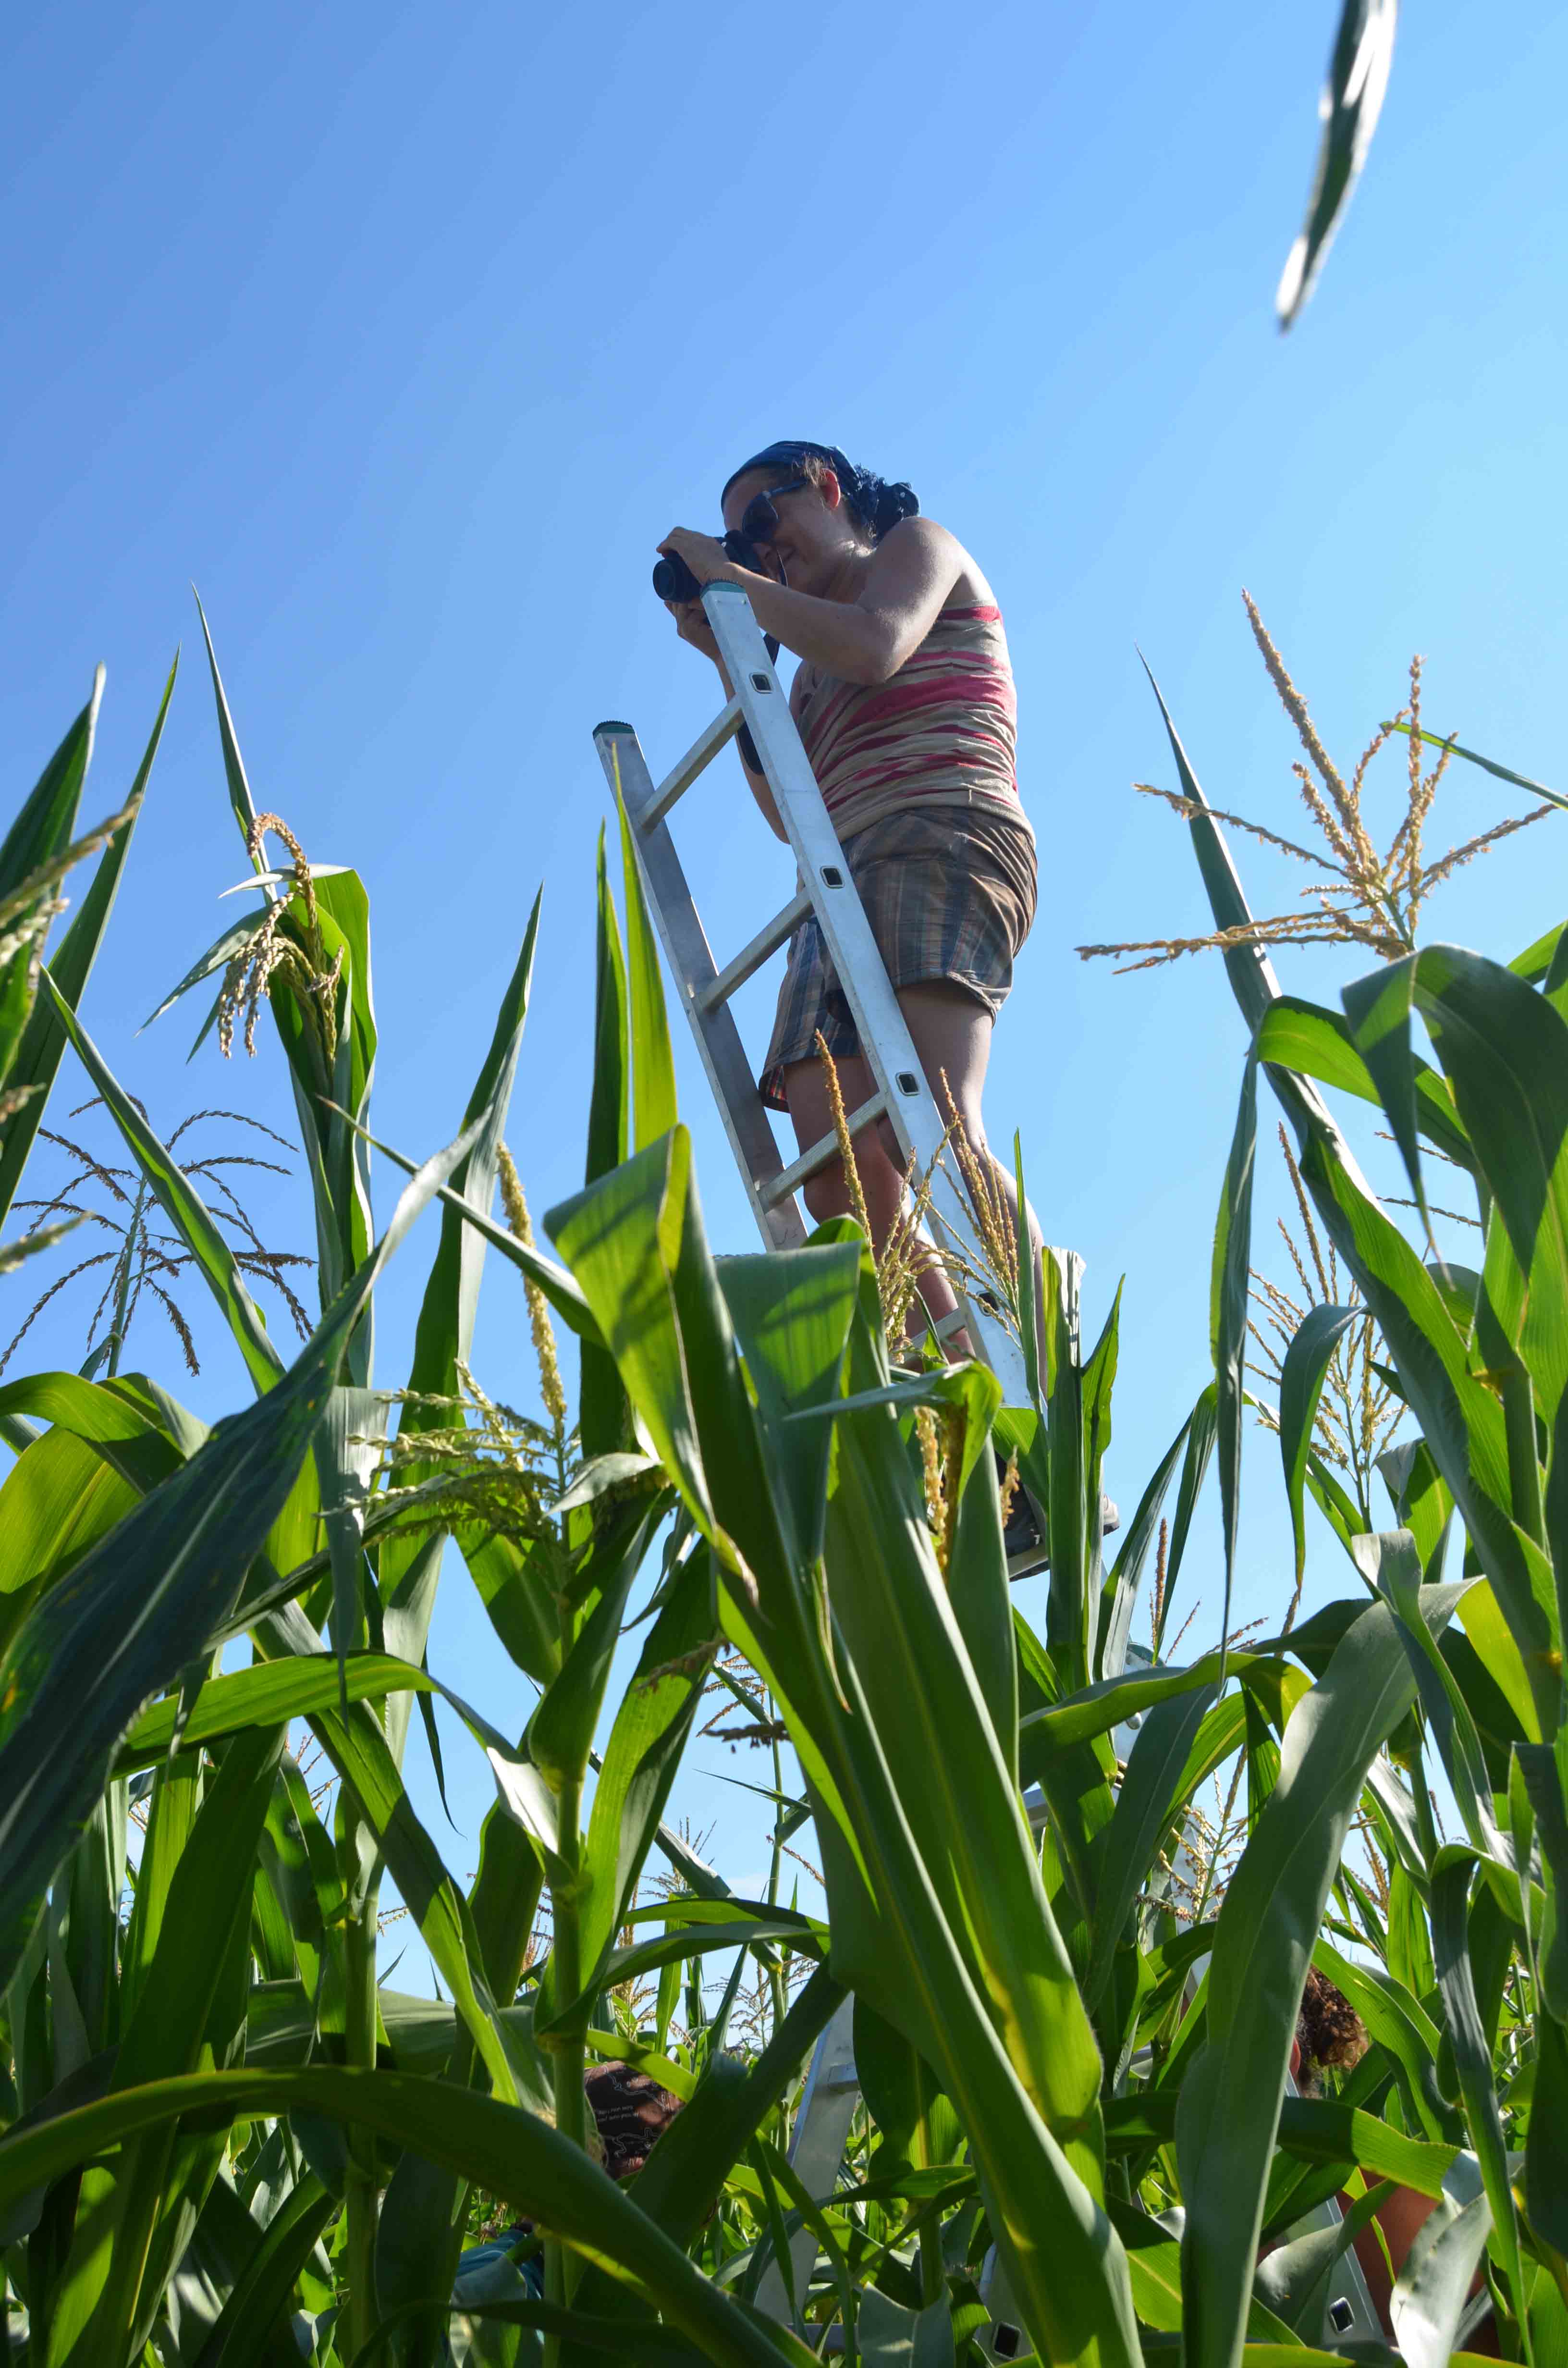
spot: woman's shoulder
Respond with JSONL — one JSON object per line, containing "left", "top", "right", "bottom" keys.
{"left": 871, "top": 515, "right": 997, "bottom": 610}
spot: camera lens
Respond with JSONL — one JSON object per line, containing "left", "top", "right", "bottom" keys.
{"left": 652, "top": 554, "right": 701, "bottom": 604}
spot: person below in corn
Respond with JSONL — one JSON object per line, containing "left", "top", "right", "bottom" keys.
{"left": 453, "top": 2061, "right": 682, "bottom": 2313}
{"left": 658, "top": 440, "right": 1039, "bottom": 1359}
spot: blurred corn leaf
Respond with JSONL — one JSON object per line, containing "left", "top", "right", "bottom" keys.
{"left": 1277, "top": 0, "right": 1397, "bottom": 330}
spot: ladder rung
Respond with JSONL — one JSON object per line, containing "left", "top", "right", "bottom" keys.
{"left": 642, "top": 699, "right": 741, "bottom": 829}
{"left": 698, "top": 888, "right": 813, "bottom": 1013}
{"left": 761, "top": 1092, "right": 887, "bottom": 1209}
{"left": 933, "top": 1308, "right": 969, "bottom": 1343}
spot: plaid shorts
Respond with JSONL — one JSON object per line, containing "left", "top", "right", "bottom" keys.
{"left": 760, "top": 804, "right": 1037, "bottom": 1109}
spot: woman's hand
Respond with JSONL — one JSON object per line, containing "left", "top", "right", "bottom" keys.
{"left": 665, "top": 593, "right": 721, "bottom": 662}
{"left": 659, "top": 528, "right": 738, "bottom": 664}
{"left": 656, "top": 526, "right": 736, "bottom": 588}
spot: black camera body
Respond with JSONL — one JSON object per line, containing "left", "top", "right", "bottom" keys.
{"left": 652, "top": 531, "right": 766, "bottom": 607}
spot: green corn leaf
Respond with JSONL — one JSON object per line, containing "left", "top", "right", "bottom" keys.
{"left": 719, "top": 1242, "right": 862, "bottom": 1584}
{"left": 50, "top": 1723, "right": 284, "bottom": 2360}
{"left": 1527, "top": 2001, "right": 1568, "bottom": 2255}
{"left": 615, "top": 771, "right": 677, "bottom": 1149}
{"left": 1389, "top": 718, "right": 1568, "bottom": 815}
{"left": 1379, "top": 1437, "right": 1455, "bottom": 1576}
{"left": 0, "top": 1418, "right": 156, "bottom": 1670}
{"left": 1277, "top": 1305, "right": 1361, "bottom": 1589}
{"left": 1082, "top": 1677, "right": 1220, "bottom": 2011}
{"left": 0, "top": 1114, "right": 480, "bottom": 1997}
{"left": 1413, "top": 944, "right": 1568, "bottom": 1432}
{"left": 1275, "top": 0, "right": 1397, "bottom": 329}
{"left": 0, "top": 2064, "right": 807, "bottom": 2368}
{"left": 547, "top": 1130, "right": 730, "bottom": 1565}
{"left": 526, "top": 1493, "right": 666, "bottom": 1798}
{"left": 374, "top": 1800, "right": 551, "bottom": 2362}
{"left": 1140, "top": 657, "right": 1277, "bottom": 1033}
{"left": 1388, "top": 2162, "right": 1491, "bottom": 2368}
{"left": 41, "top": 971, "right": 288, "bottom": 1395}
{"left": 0, "top": 670, "right": 101, "bottom": 904}
{"left": 1430, "top": 1850, "right": 1524, "bottom": 2316}
{"left": 395, "top": 898, "right": 542, "bottom": 1415}
{"left": 858, "top": 2286, "right": 956, "bottom": 2366}
{"left": 1161, "top": 1381, "right": 1218, "bottom": 1652}
{"left": 587, "top": 824, "right": 629, "bottom": 1184}
{"left": 1253, "top": 995, "right": 1471, "bottom": 1169}
{"left": 194, "top": 592, "right": 267, "bottom": 858}
{"left": 1042, "top": 1246, "right": 1089, "bottom": 1680}
{"left": 341, "top": 1110, "right": 600, "bottom": 1344}
{"left": 0, "top": 661, "right": 169, "bottom": 1225}
{"left": 1296, "top": 1119, "right": 1558, "bottom": 1730}
{"left": 188, "top": 2172, "right": 337, "bottom": 2368}
{"left": 313, "top": 868, "right": 379, "bottom": 1303}
{"left": 1211, "top": 1050, "right": 1258, "bottom": 1672}
{"left": 562, "top": 1537, "right": 719, "bottom": 2017}
{"left": 378, "top": 900, "right": 542, "bottom": 1763}
{"left": 140, "top": 908, "right": 269, "bottom": 1034}
{"left": 1022, "top": 1645, "right": 1269, "bottom": 1760}
{"left": 1160, "top": 732, "right": 1557, "bottom": 1730}
{"left": 301, "top": 1681, "right": 548, "bottom": 2114}
{"left": 580, "top": 824, "right": 633, "bottom": 1460}
{"left": 1344, "top": 952, "right": 1431, "bottom": 1243}
{"left": 1352, "top": 1530, "right": 1500, "bottom": 1866}
{"left": 351, "top": 2304, "right": 692, "bottom": 2367}
{"left": 1176, "top": 1586, "right": 1465, "bottom": 2368}
{"left": 457, "top": 1523, "right": 565, "bottom": 1688}
{"left": 1098, "top": 1398, "right": 1194, "bottom": 1680}
{"left": 114, "top": 1649, "right": 440, "bottom": 1769}
{"left": 1014, "top": 1132, "right": 1041, "bottom": 1406}
{"left": 943, "top": 1364, "right": 1020, "bottom": 1766}
{"left": 853, "top": 1998, "right": 963, "bottom": 2180}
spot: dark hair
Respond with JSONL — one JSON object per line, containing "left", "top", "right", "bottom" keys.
{"left": 720, "top": 439, "right": 920, "bottom": 545}
{"left": 1294, "top": 1968, "right": 1368, "bottom": 2095}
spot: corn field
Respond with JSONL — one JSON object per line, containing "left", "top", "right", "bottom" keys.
{"left": 1, "top": 582, "right": 1567, "bottom": 2368}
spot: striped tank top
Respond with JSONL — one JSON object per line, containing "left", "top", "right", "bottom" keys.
{"left": 794, "top": 602, "right": 1026, "bottom": 842}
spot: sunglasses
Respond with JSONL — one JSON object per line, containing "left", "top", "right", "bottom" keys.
{"left": 724, "top": 476, "right": 807, "bottom": 559}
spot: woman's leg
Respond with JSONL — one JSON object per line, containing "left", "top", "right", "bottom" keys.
{"left": 779, "top": 981, "right": 1043, "bottom": 1354}
{"left": 893, "top": 981, "right": 1046, "bottom": 1303}
{"left": 779, "top": 1047, "right": 964, "bottom": 1347}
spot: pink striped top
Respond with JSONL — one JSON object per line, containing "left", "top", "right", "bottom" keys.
{"left": 794, "top": 602, "right": 1027, "bottom": 842}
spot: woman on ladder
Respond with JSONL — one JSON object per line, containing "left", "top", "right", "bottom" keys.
{"left": 658, "top": 438, "right": 1040, "bottom": 1368}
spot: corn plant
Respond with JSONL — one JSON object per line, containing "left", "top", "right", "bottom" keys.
{"left": 2, "top": 603, "right": 1568, "bottom": 2368}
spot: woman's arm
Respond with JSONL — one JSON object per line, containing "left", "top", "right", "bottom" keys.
{"left": 657, "top": 518, "right": 965, "bottom": 686}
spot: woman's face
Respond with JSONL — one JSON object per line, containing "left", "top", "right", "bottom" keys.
{"left": 722, "top": 468, "right": 850, "bottom": 596}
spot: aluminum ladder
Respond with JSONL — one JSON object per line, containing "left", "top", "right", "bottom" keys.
{"left": 592, "top": 577, "right": 1029, "bottom": 1407}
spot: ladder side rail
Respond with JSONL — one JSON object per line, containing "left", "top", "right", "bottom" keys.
{"left": 701, "top": 583, "right": 1028, "bottom": 1401}
{"left": 593, "top": 724, "right": 808, "bottom": 1252}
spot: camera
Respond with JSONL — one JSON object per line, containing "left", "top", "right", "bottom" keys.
{"left": 652, "top": 530, "right": 766, "bottom": 606}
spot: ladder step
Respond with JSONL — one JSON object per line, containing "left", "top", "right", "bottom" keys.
{"left": 698, "top": 888, "right": 813, "bottom": 1012}
{"left": 642, "top": 699, "right": 741, "bottom": 829}
{"left": 761, "top": 1091, "right": 886, "bottom": 1209}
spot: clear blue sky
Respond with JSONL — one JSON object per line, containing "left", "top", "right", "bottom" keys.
{"left": 5, "top": 2, "right": 1567, "bottom": 1956}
